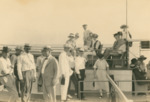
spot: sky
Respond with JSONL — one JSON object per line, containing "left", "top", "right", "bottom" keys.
{"left": 0, "top": 0, "right": 150, "bottom": 45}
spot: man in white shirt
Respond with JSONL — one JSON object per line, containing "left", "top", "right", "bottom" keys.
{"left": 10, "top": 46, "right": 23, "bottom": 97}
{"left": 59, "top": 44, "right": 73, "bottom": 102}
{"left": 75, "top": 48, "right": 87, "bottom": 99}
{"left": 17, "top": 44, "right": 36, "bottom": 102}
{"left": 83, "top": 24, "right": 93, "bottom": 49}
{"left": 40, "top": 46, "right": 59, "bottom": 102}
{"left": 0, "top": 46, "right": 18, "bottom": 102}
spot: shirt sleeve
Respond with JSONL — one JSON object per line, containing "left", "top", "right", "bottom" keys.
{"left": 93, "top": 60, "right": 98, "bottom": 69}
{"left": 17, "top": 56, "right": 23, "bottom": 80}
{"left": 75, "top": 58, "right": 80, "bottom": 74}
{"left": 10, "top": 55, "right": 16, "bottom": 68}
{"left": 59, "top": 53, "right": 65, "bottom": 75}
{"left": 31, "top": 55, "right": 36, "bottom": 78}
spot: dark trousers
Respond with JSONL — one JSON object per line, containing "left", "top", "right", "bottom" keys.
{"left": 77, "top": 69, "right": 85, "bottom": 99}
{"left": 68, "top": 69, "right": 78, "bottom": 95}
{"left": 20, "top": 70, "right": 34, "bottom": 102}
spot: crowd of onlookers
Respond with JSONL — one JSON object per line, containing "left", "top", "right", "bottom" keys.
{"left": 0, "top": 23, "right": 149, "bottom": 102}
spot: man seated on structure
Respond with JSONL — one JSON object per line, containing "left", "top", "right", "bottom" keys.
{"left": 90, "top": 33, "right": 102, "bottom": 55}
{"left": 103, "top": 32, "right": 126, "bottom": 59}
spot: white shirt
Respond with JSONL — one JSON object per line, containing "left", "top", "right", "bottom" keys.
{"left": 0, "top": 57, "right": 13, "bottom": 76}
{"left": 17, "top": 52, "right": 36, "bottom": 80}
{"left": 122, "top": 31, "right": 131, "bottom": 40}
{"left": 75, "top": 56, "right": 86, "bottom": 74}
{"left": 68, "top": 55, "right": 75, "bottom": 68}
{"left": 59, "top": 51, "right": 73, "bottom": 77}
{"left": 41, "top": 56, "right": 51, "bottom": 74}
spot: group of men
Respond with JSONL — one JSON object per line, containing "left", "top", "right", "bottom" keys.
{"left": 0, "top": 44, "right": 37, "bottom": 102}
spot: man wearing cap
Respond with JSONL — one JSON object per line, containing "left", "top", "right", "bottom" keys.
{"left": 59, "top": 44, "right": 73, "bottom": 102}
{"left": 90, "top": 33, "right": 102, "bottom": 54}
{"left": 0, "top": 46, "right": 18, "bottom": 102}
{"left": 17, "top": 44, "right": 36, "bottom": 102}
{"left": 11, "top": 46, "right": 23, "bottom": 97}
{"left": 75, "top": 48, "right": 87, "bottom": 99}
{"left": 82, "top": 24, "right": 93, "bottom": 49}
{"left": 39, "top": 46, "right": 59, "bottom": 102}
{"left": 103, "top": 32, "right": 126, "bottom": 59}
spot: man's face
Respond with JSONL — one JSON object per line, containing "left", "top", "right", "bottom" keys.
{"left": 3, "top": 52, "right": 10, "bottom": 58}
{"left": 114, "top": 35, "right": 120, "bottom": 40}
{"left": 24, "top": 47, "right": 30, "bottom": 53}
{"left": 43, "top": 50, "right": 50, "bottom": 57}
{"left": 83, "top": 26, "right": 87, "bottom": 30}
{"left": 16, "top": 49, "right": 22, "bottom": 55}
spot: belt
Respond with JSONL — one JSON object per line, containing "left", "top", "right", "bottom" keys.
{"left": 0, "top": 74, "right": 10, "bottom": 77}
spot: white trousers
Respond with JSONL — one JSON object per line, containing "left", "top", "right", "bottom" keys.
{"left": 61, "top": 76, "right": 70, "bottom": 100}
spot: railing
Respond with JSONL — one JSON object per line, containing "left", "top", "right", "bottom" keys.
{"left": 78, "top": 74, "right": 133, "bottom": 102}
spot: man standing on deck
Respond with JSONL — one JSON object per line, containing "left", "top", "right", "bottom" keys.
{"left": 59, "top": 44, "right": 73, "bottom": 102}
{"left": 82, "top": 24, "right": 93, "bottom": 49}
{"left": 0, "top": 46, "right": 18, "bottom": 102}
{"left": 17, "top": 44, "right": 36, "bottom": 102}
{"left": 40, "top": 46, "right": 59, "bottom": 102}
{"left": 11, "top": 46, "right": 23, "bottom": 97}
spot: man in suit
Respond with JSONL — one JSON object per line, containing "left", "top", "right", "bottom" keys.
{"left": 40, "top": 46, "right": 59, "bottom": 102}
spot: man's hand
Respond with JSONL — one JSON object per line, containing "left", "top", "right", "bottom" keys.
{"left": 78, "top": 74, "right": 81, "bottom": 79}
{"left": 32, "top": 77, "right": 36, "bottom": 82}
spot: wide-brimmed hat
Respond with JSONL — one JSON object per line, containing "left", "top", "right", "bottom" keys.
{"left": 24, "top": 43, "right": 31, "bottom": 48}
{"left": 15, "top": 46, "right": 23, "bottom": 51}
{"left": 92, "top": 33, "right": 98, "bottom": 38}
{"left": 82, "top": 24, "right": 87, "bottom": 27}
{"left": 68, "top": 33, "right": 75, "bottom": 38}
{"left": 114, "top": 32, "right": 122, "bottom": 37}
{"left": 138, "top": 55, "right": 147, "bottom": 60}
{"left": 120, "top": 25, "right": 128, "bottom": 29}
{"left": 1, "top": 46, "right": 11, "bottom": 53}
{"left": 42, "top": 46, "right": 53, "bottom": 51}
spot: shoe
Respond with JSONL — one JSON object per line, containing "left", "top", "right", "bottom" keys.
{"left": 66, "top": 98, "right": 71, "bottom": 101}
{"left": 67, "top": 94, "right": 73, "bottom": 99}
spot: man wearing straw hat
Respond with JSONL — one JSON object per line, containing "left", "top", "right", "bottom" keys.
{"left": 11, "top": 46, "right": 23, "bottom": 97}
{"left": 0, "top": 46, "right": 18, "bottom": 102}
{"left": 40, "top": 46, "right": 59, "bottom": 102}
{"left": 17, "top": 44, "right": 36, "bottom": 102}
{"left": 59, "top": 44, "right": 73, "bottom": 102}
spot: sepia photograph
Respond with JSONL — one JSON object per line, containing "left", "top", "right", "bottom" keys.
{"left": 0, "top": 0, "right": 150, "bottom": 102}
